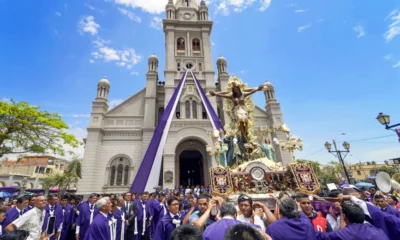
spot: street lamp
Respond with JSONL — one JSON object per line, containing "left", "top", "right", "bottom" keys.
{"left": 376, "top": 113, "right": 400, "bottom": 130}
{"left": 280, "top": 136, "right": 303, "bottom": 162}
{"left": 324, "top": 140, "right": 351, "bottom": 184}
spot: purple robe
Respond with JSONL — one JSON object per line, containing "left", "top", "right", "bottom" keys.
{"left": 153, "top": 213, "right": 182, "bottom": 240}
{"left": 365, "top": 203, "right": 400, "bottom": 240}
{"left": 86, "top": 213, "right": 111, "bottom": 240}
{"left": 150, "top": 200, "right": 167, "bottom": 237}
{"left": 60, "top": 204, "right": 75, "bottom": 240}
{"left": 316, "top": 223, "right": 389, "bottom": 240}
{"left": 1, "top": 207, "right": 24, "bottom": 230}
{"left": 113, "top": 208, "right": 125, "bottom": 240}
{"left": 382, "top": 205, "right": 400, "bottom": 218}
{"left": 135, "top": 199, "right": 152, "bottom": 240}
{"left": 24, "top": 205, "right": 34, "bottom": 212}
{"left": 75, "top": 201, "right": 99, "bottom": 240}
{"left": 267, "top": 213, "right": 317, "bottom": 240}
{"left": 203, "top": 218, "right": 260, "bottom": 240}
{"left": 42, "top": 203, "right": 64, "bottom": 240}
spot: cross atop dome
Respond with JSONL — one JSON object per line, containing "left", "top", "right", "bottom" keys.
{"left": 175, "top": 0, "right": 199, "bottom": 9}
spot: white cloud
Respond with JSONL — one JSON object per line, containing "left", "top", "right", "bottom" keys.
{"left": 295, "top": 9, "right": 308, "bottom": 13}
{"left": 55, "top": 11, "right": 62, "bottom": 17}
{"left": 353, "top": 25, "right": 365, "bottom": 38}
{"left": 211, "top": 40, "right": 216, "bottom": 46}
{"left": 384, "top": 9, "right": 400, "bottom": 41}
{"left": 109, "top": 99, "right": 124, "bottom": 109}
{"left": 91, "top": 47, "right": 142, "bottom": 68}
{"left": 113, "top": 0, "right": 167, "bottom": 14}
{"left": 393, "top": 60, "right": 400, "bottom": 68}
{"left": 239, "top": 70, "right": 246, "bottom": 74}
{"left": 384, "top": 54, "right": 392, "bottom": 60}
{"left": 150, "top": 17, "right": 162, "bottom": 30}
{"left": 215, "top": 2, "right": 230, "bottom": 16}
{"left": 298, "top": 23, "right": 311, "bottom": 32}
{"left": 71, "top": 114, "right": 90, "bottom": 118}
{"left": 78, "top": 16, "right": 100, "bottom": 36}
{"left": 315, "top": 18, "right": 324, "bottom": 23}
{"left": 130, "top": 71, "right": 139, "bottom": 75}
{"left": 84, "top": 3, "right": 105, "bottom": 14}
{"left": 89, "top": 59, "right": 95, "bottom": 63}
{"left": 287, "top": 3, "right": 296, "bottom": 7}
{"left": 118, "top": 8, "right": 142, "bottom": 23}
{"left": 92, "top": 37, "right": 110, "bottom": 48}
{"left": 259, "top": 0, "right": 271, "bottom": 12}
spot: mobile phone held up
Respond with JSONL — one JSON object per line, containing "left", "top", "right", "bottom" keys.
{"left": 46, "top": 216, "right": 56, "bottom": 235}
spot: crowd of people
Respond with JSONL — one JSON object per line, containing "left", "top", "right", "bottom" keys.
{"left": 0, "top": 185, "right": 399, "bottom": 240}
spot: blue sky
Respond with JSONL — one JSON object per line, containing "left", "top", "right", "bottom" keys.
{"left": 1, "top": 0, "right": 400, "bottom": 164}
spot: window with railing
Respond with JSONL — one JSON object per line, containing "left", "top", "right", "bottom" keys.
{"left": 177, "top": 38, "right": 185, "bottom": 50}
{"left": 192, "top": 38, "right": 200, "bottom": 51}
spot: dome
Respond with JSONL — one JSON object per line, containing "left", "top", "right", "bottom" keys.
{"left": 148, "top": 53, "right": 158, "bottom": 62}
{"left": 200, "top": 0, "right": 206, "bottom": 6}
{"left": 264, "top": 81, "right": 274, "bottom": 88}
{"left": 98, "top": 76, "right": 110, "bottom": 87}
{"left": 217, "top": 55, "right": 227, "bottom": 64}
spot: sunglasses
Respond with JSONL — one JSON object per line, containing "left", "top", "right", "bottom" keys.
{"left": 238, "top": 194, "right": 252, "bottom": 201}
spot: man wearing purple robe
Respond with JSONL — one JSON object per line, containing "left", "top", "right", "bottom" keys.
{"left": 203, "top": 202, "right": 262, "bottom": 240}
{"left": 153, "top": 197, "right": 183, "bottom": 240}
{"left": 342, "top": 192, "right": 400, "bottom": 240}
{"left": 135, "top": 192, "right": 152, "bottom": 240}
{"left": 24, "top": 195, "right": 37, "bottom": 213}
{"left": 86, "top": 197, "right": 113, "bottom": 240}
{"left": 316, "top": 202, "right": 388, "bottom": 240}
{"left": 375, "top": 195, "right": 400, "bottom": 218}
{"left": 75, "top": 193, "right": 99, "bottom": 240}
{"left": 41, "top": 194, "right": 64, "bottom": 240}
{"left": 150, "top": 193, "right": 167, "bottom": 238}
{"left": 112, "top": 197, "right": 126, "bottom": 240}
{"left": 59, "top": 195, "right": 75, "bottom": 240}
{"left": 1, "top": 196, "right": 28, "bottom": 231}
{"left": 267, "top": 198, "right": 317, "bottom": 240}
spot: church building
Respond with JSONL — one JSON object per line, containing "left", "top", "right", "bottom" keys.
{"left": 77, "top": 0, "right": 291, "bottom": 195}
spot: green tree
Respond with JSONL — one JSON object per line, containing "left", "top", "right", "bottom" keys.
{"left": 0, "top": 99, "right": 79, "bottom": 158}
{"left": 297, "top": 159, "right": 322, "bottom": 177}
{"left": 376, "top": 166, "right": 397, "bottom": 177}
{"left": 319, "top": 165, "right": 339, "bottom": 186}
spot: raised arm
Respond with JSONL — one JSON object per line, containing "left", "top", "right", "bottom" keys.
{"left": 243, "top": 85, "right": 264, "bottom": 98}
{"left": 209, "top": 91, "right": 232, "bottom": 99}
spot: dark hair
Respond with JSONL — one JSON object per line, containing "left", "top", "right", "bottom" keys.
{"left": 61, "top": 195, "right": 69, "bottom": 201}
{"left": 295, "top": 193, "right": 309, "bottom": 201}
{"left": 343, "top": 188, "right": 360, "bottom": 195}
{"left": 238, "top": 194, "right": 252, "bottom": 206}
{"left": 278, "top": 198, "right": 299, "bottom": 219}
{"left": 375, "top": 195, "right": 385, "bottom": 200}
{"left": 220, "top": 203, "right": 237, "bottom": 218}
{"left": 0, "top": 209, "right": 6, "bottom": 215}
{"left": 231, "top": 86, "right": 243, "bottom": 98}
{"left": 16, "top": 196, "right": 26, "bottom": 204}
{"left": 0, "top": 230, "right": 30, "bottom": 240}
{"left": 197, "top": 194, "right": 210, "bottom": 202}
{"left": 69, "top": 195, "right": 76, "bottom": 200}
{"left": 27, "top": 195, "right": 37, "bottom": 201}
{"left": 167, "top": 197, "right": 179, "bottom": 206}
{"left": 388, "top": 195, "right": 398, "bottom": 203}
{"left": 175, "top": 192, "right": 182, "bottom": 197}
{"left": 223, "top": 224, "right": 263, "bottom": 240}
{"left": 47, "top": 194, "right": 58, "bottom": 201}
{"left": 328, "top": 189, "right": 343, "bottom": 198}
{"left": 170, "top": 224, "right": 202, "bottom": 240}
{"left": 89, "top": 193, "right": 97, "bottom": 199}
{"left": 341, "top": 203, "right": 365, "bottom": 224}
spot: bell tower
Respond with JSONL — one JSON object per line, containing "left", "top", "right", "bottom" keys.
{"left": 163, "top": 0, "right": 215, "bottom": 109}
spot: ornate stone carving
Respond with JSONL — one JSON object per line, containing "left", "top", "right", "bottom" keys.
{"left": 164, "top": 171, "right": 173, "bottom": 183}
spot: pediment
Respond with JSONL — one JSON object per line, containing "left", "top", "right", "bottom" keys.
{"left": 106, "top": 88, "right": 146, "bottom": 117}
{"left": 254, "top": 105, "right": 267, "bottom": 117}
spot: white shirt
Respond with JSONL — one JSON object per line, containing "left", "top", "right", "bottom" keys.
{"left": 12, "top": 207, "right": 44, "bottom": 240}
{"left": 326, "top": 214, "right": 340, "bottom": 231}
{"left": 237, "top": 214, "right": 266, "bottom": 232}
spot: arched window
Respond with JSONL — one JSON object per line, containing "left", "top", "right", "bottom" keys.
{"left": 158, "top": 107, "right": 164, "bottom": 123}
{"left": 185, "top": 100, "right": 191, "bottom": 118}
{"left": 116, "top": 164, "right": 123, "bottom": 186}
{"left": 202, "top": 103, "right": 207, "bottom": 119}
{"left": 176, "top": 102, "right": 181, "bottom": 119}
{"left": 192, "top": 101, "right": 197, "bottom": 119}
{"left": 108, "top": 157, "right": 131, "bottom": 186}
{"left": 177, "top": 38, "right": 185, "bottom": 50}
{"left": 192, "top": 38, "right": 200, "bottom": 51}
{"left": 124, "top": 166, "right": 129, "bottom": 185}
{"left": 177, "top": 62, "right": 181, "bottom": 71}
{"left": 110, "top": 166, "right": 116, "bottom": 185}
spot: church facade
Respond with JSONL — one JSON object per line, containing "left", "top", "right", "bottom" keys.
{"left": 77, "top": 0, "right": 291, "bottom": 195}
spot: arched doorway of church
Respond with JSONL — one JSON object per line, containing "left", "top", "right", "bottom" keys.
{"left": 179, "top": 150, "right": 203, "bottom": 187}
